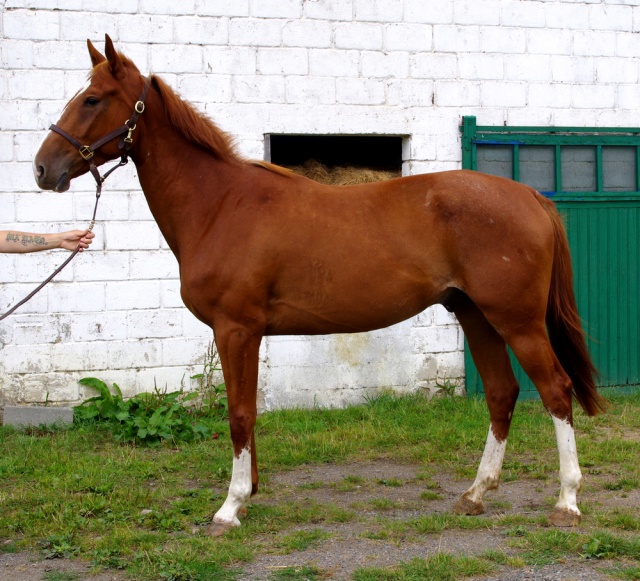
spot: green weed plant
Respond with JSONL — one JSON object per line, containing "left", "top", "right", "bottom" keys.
{"left": 74, "top": 343, "right": 227, "bottom": 446}
{"left": 74, "top": 378, "right": 214, "bottom": 446}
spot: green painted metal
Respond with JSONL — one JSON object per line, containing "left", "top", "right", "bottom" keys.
{"left": 460, "top": 116, "right": 640, "bottom": 399}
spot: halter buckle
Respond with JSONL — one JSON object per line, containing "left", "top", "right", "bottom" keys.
{"left": 135, "top": 101, "right": 145, "bottom": 114}
{"left": 79, "top": 146, "right": 94, "bottom": 161}
{"left": 124, "top": 122, "right": 137, "bottom": 146}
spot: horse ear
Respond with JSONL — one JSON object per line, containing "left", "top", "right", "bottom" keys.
{"left": 87, "top": 39, "right": 106, "bottom": 67}
{"left": 104, "top": 34, "right": 124, "bottom": 78}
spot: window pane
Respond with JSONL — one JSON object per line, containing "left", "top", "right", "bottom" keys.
{"left": 603, "top": 146, "right": 637, "bottom": 192}
{"left": 476, "top": 145, "right": 512, "bottom": 180}
{"left": 561, "top": 146, "right": 596, "bottom": 192}
{"left": 519, "top": 146, "right": 555, "bottom": 192}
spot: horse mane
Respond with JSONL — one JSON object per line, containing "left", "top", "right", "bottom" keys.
{"left": 150, "top": 74, "right": 240, "bottom": 162}
{"left": 93, "top": 53, "right": 291, "bottom": 176}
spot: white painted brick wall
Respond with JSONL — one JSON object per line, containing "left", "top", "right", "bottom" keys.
{"left": 1, "top": 0, "right": 638, "bottom": 409}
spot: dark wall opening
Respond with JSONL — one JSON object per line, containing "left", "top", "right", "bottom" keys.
{"left": 267, "top": 135, "right": 404, "bottom": 172}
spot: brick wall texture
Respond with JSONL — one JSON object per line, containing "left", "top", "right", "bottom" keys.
{"left": 1, "top": 0, "right": 638, "bottom": 408}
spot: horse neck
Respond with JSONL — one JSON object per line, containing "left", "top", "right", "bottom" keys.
{"left": 130, "top": 102, "right": 242, "bottom": 258}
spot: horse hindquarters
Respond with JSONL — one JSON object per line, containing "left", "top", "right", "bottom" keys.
{"left": 449, "top": 188, "right": 601, "bottom": 526}
{"left": 490, "top": 196, "right": 602, "bottom": 526}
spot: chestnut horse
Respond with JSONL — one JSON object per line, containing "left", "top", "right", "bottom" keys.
{"left": 34, "top": 36, "right": 604, "bottom": 535}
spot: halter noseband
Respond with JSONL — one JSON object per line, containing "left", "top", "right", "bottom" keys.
{"left": 49, "top": 79, "right": 150, "bottom": 192}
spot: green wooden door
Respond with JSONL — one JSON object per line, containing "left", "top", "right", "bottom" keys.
{"left": 461, "top": 117, "right": 640, "bottom": 398}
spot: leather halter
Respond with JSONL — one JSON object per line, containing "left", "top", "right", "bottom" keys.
{"left": 49, "top": 79, "right": 150, "bottom": 191}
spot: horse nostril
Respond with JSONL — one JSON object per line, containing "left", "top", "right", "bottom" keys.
{"left": 37, "top": 165, "right": 45, "bottom": 178}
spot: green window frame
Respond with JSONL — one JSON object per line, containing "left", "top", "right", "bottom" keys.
{"left": 461, "top": 116, "right": 640, "bottom": 201}
{"left": 459, "top": 116, "right": 640, "bottom": 399}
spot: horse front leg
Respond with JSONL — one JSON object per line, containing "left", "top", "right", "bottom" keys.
{"left": 206, "top": 323, "right": 262, "bottom": 537}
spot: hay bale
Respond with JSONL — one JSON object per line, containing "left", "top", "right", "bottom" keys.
{"left": 287, "top": 159, "right": 401, "bottom": 185}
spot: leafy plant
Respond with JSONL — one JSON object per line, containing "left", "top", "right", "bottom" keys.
{"left": 39, "top": 533, "right": 79, "bottom": 559}
{"left": 92, "top": 548, "right": 126, "bottom": 570}
{"left": 74, "top": 378, "right": 214, "bottom": 446}
{"left": 434, "top": 378, "right": 459, "bottom": 398}
{"left": 582, "top": 536, "right": 613, "bottom": 559}
{"left": 190, "top": 341, "right": 228, "bottom": 416}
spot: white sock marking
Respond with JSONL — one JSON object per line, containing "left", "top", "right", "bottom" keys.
{"left": 464, "top": 425, "right": 507, "bottom": 504}
{"left": 213, "top": 446, "right": 252, "bottom": 527}
{"left": 552, "top": 415, "right": 582, "bottom": 515}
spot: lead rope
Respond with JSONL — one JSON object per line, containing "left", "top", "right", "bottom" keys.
{"left": 0, "top": 155, "right": 129, "bottom": 322}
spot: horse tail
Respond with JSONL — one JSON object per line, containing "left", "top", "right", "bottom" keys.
{"left": 536, "top": 193, "right": 607, "bottom": 416}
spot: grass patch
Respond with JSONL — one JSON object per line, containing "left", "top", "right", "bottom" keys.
{"left": 352, "top": 553, "right": 496, "bottom": 580}
{"left": 609, "top": 565, "right": 640, "bottom": 580}
{"left": 43, "top": 573, "right": 79, "bottom": 581}
{"left": 507, "top": 528, "right": 640, "bottom": 567}
{"left": 0, "top": 392, "right": 639, "bottom": 579}
{"left": 419, "top": 490, "right": 442, "bottom": 501}
{"left": 335, "top": 475, "right": 366, "bottom": 492}
{"left": 368, "top": 498, "right": 401, "bottom": 511}
{"left": 272, "top": 529, "right": 332, "bottom": 554}
{"left": 481, "top": 549, "right": 526, "bottom": 568}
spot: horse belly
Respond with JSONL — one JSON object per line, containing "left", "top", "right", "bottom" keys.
{"left": 266, "top": 264, "right": 444, "bottom": 335}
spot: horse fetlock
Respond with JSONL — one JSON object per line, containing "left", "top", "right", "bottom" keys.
{"left": 483, "top": 474, "right": 501, "bottom": 491}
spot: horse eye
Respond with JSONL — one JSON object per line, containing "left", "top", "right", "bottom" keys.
{"left": 84, "top": 96, "right": 100, "bottom": 107}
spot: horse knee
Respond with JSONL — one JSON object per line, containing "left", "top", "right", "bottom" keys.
{"left": 228, "top": 408, "right": 257, "bottom": 445}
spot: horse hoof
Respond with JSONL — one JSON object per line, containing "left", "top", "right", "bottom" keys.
{"left": 548, "top": 508, "right": 580, "bottom": 527}
{"left": 453, "top": 496, "right": 484, "bottom": 516}
{"left": 205, "top": 520, "right": 237, "bottom": 537}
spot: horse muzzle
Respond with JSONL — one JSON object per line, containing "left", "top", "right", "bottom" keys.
{"left": 33, "top": 137, "right": 76, "bottom": 192}
{"left": 33, "top": 161, "right": 71, "bottom": 192}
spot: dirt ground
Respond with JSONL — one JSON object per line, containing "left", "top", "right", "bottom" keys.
{"left": 237, "top": 459, "right": 624, "bottom": 580}
{"left": 1, "top": 458, "right": 633, "bottom": 580}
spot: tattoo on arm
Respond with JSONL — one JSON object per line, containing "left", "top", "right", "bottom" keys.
{"left": 4, "top": 233, "right": 48, "bottom": 247}
{"left": 21, "top": 235, "right": 48, "bottom": 247}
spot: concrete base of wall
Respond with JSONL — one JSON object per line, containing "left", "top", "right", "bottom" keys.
{"left": 2, "top": 406, "right": 74, "bottom": 428}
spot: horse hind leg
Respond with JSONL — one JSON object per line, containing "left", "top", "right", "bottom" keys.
{"left": 452, "top": 297, "right": 520, "bottom": 516}
{"left": 506, "top": 326, "right": 582, "bottom": 526}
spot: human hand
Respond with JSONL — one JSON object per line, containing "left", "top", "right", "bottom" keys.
{"left": 58, "top": 229, "right": 95, "bottom": 252}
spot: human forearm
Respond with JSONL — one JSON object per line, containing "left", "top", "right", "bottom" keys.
{"left": 0, "top": 230, "right": 94, "bottom": 253}
{"left": 0, "top": 231, "right": 54, "bottom": 253}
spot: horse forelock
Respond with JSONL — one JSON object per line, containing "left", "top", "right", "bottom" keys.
{"left": 90, "top": 51, "right": 140, "bottom": 80}
{"left": 150, "top": 74, "right": 240, "bottom": 162}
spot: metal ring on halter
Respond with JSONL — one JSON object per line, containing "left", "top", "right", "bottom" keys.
{"left": 79, "top": 146, "right": 94, "bottom": 161}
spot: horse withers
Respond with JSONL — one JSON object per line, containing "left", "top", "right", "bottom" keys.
{"left": 34, "top": 35, "right": 605, "bottom": 535}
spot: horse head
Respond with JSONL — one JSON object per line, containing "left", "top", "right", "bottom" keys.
{"left": 34, "top": 35, "right": 146, "bottom": 192}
